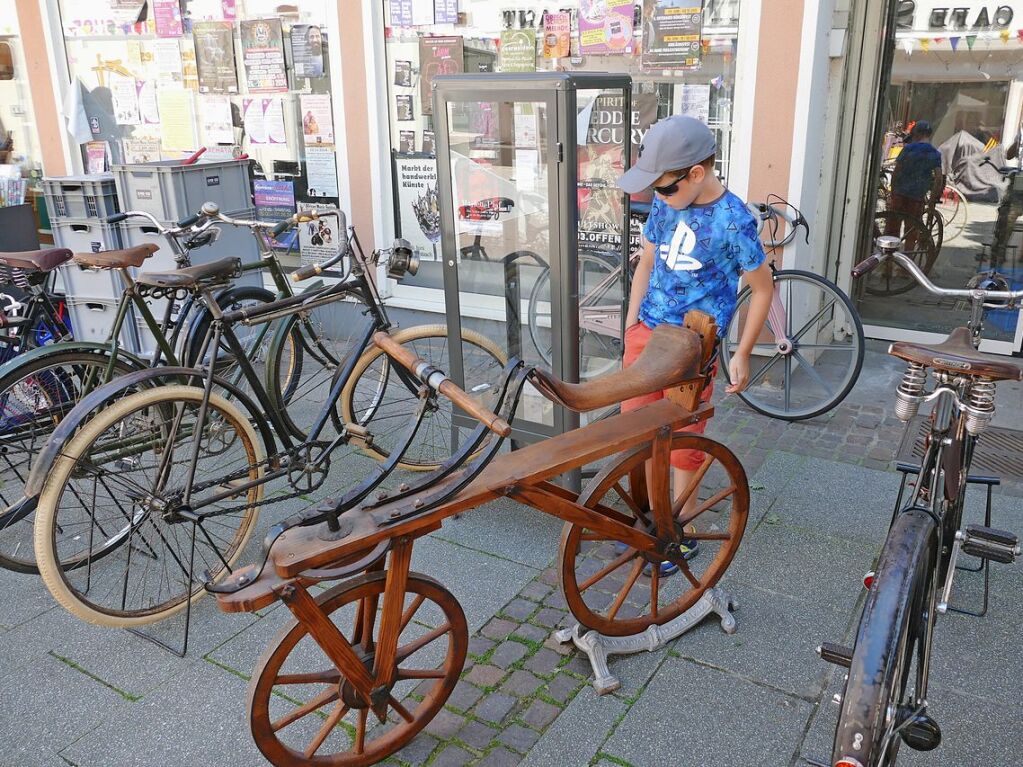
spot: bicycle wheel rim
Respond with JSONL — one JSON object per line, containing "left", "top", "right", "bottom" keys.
{"left": 721, "top": 271, "right": 864, "bottom": 421}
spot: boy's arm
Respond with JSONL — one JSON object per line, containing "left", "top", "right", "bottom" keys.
{"left": 725, "top": 260, "right": 773, "bottom": 394}
{"left": 625, "top": 238, "right": 655, "bottom": 327}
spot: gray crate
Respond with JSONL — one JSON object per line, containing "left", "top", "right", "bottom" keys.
{"left": 58, "top": 262, "right": 127, "bottom": 301}
{"left": 112, "top": 159, "right": 252, "bottom": 222}
{"left": 67, "top": 297, "right": 137, "bottom": 349}
{"left": 42, "top": 175, "right": 120, "bottom": 221}
{"left": 52, "top": 218, "right": 124, "bottom": 255}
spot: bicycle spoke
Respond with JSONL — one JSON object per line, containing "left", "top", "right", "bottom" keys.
{"left": 746, "top": 351, "right": 785, "bottom": 389}
{"left": 272, "top": 687, "right": 340, "bottom": 733}
{"left": 578, "top": 548, "right": 634, "bottom": 592}
{"left": 792, "top": 350, "right": 834, "bottom": 397}
{"left": 275, "top": 669, "right": 342, "bottom": 685}
{"left": 304, "top": 703, "right": 350, "bottom": 758}
{"left": 605, "top": 558, "right": 643, "bottom": 621}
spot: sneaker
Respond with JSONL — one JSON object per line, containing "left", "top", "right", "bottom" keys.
{"left": 614, "top": 532, "right": 700, "bottom": 576}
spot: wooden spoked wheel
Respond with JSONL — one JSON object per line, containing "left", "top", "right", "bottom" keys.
{"left": 249, "top": 572, "right": 467, "bottom": 766}
{"left": 559, "top": 434, "right": 749, "bottom": 637}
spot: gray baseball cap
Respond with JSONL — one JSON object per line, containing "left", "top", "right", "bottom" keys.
{"left": 618, "top": 115, "right": 717, "bottom": 194}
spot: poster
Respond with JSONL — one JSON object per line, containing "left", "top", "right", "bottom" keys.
{"left": 679, "top": 83, "right": 711, "bottom": 123}
{"left": 422, "top": 130, "right": 435, "bottom": 155}
{"left": 152, "top": 39, "right": 184, "bottom": 85}
{"left": 499, "top": 30, "right": 536, "bottom": 72}
{"left": 137, "top": 81, "right": 161, "bottom": 124}
{"left": 193, "top": 21, "right": 239, "bottom": 94}
{"left": 300, "top": 94, "right": 334, "bottom": 145}
{"left": 543, "top": 12, "right": 571, "bottom": 58}
{"left": 389, "top": 0, "right": 414, "bottom": 27}
{"left": 110, "top": 76, "right": 141, "bottom": 125}
{"left": 419, "top": 36, "right": 463, "bottom": 114}
{"left": 203, "top": 95, "right": 235, "bottom": 144}
{"left": 579, "top": 0, "right": 635, "bottom": 55}
{"left": 153, "top": 0, "right": 183, "bottom": 37}
{"left": 394, "top": 156, "right": 440, "bottom": 253}
{"left": 86, "top": 141, "right": 108, "bottom": 174}
{"left": 396, "top": 95, "right": 414, "bottom": 121}
{"left": 122, "top": 137, "right": 161, "bottom": 163}
{"left": 243, "top": 98, "right": 286, "bottom": 145}
{"left": 241, "top": 18, "right": 288, "bottom": 92}
{"left": 298, "top": 203, "right": 343, "bottom": 266}
{"left": 306, "top": 146, "right": 338, "bottom": 197}
{"left": 641, "top": 2, "right": 703, "bottom": 71}
{"left": 398, "top": 130, "right": 416, "bottom": 153}
{"left": 291, "top": 25, "right": 324, "bottom": 78}
{"left": 156, "top": 90, "right": 197, "bottom": 150}
{"left": 254, "top": 180, "right": 298, "bottom": 250}
{"left": 394, "top": 60, "right": 412, "bottom": 87}
{"left": 434, "top": 0, "right": 458, "bottom": 24}
{"left": 411, "top": 0, "right": 434, "bottom": 25}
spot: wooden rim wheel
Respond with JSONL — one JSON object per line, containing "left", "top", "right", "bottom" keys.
{"left": 559, "top": 434, "right": 749, "bottom": 637}
{"left": 249, "top": 571, "right": 467, "bottom": 767}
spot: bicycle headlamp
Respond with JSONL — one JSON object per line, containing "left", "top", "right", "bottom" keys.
{"left": 387, "top": 238, "right": 420, "bottom": 279}
{"left": 969, "top": 272, "right": 1011, "bottom": 308}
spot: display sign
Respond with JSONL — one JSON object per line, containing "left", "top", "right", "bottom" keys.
{"left": 254, "top": 180, "right": 297, "bottom": 250}
{"left": 241, "top": 18, "right": 288, "bottom": 92}
{"left": 895, "top": 1, "right": 1014, "bottom": 31}
{"left": 641, "top": 2, "right": 703, "bottom": 72}
{"left": 579, "top": 0, "right": 635, "bottom": 55}
{"left": 419, "top": 36, "right": 463, "bottom": 115}
{"left": 193, "top": 21, "right": 239, "bottom": 94}
{"left": 291, "top": 25, "right": 325, "bottom": 78}
{"left": 395, "top": 155, "right": 441, "bottom": 254}
{"left": 543, "top": 12, "right": 571, "bottom": 58}
{"left": 500, "top": 29, "right": 537, "bottom": 72}
{"left": 298, "top": 203, "right": 343, "bottom": 266}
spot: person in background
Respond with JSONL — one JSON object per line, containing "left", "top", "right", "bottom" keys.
{"left": 885, "top": 121, "right": 944, "bottom": 249}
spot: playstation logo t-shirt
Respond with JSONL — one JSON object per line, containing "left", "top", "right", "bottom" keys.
{"left": 638, "top": 190, "right": 766, "bottom": 335}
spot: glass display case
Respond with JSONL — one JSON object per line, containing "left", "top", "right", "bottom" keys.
{"left": 433, "top": 72, "right": 632, "bottom": 444}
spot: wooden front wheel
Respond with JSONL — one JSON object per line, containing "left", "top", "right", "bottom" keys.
{"left": 559, "top": 434, "right": 749, "bottom": 637}
{"left": 249, "top": 572, "right": 467, "bottom": 766}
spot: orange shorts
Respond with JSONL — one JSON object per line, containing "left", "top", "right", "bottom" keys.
{"left": 620, "top": 321, "right": 714, "bottom": 471}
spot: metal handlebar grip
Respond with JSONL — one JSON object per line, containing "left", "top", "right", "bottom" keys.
{"left": 177, "top": 212, "right": 201, "bottom": 228}
{"left": 290, "top": 263, "right": 322, "bottom": 282}
{"left": 371, "top": 331, "right": 512, "bottom": 437}
{"left": 271, "top": 218, "right": 292, "bottom": 237}
{"left": 104, "top": 213, "right": 129, "bottom": 224}
{"left": 851, "top": 254, "right": 882, "bottom": 278}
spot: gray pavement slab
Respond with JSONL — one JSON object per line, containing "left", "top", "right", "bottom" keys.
{"left": 519, "top": 684, "right": 628, "bottom": 767}
{"left": 0, "top": 567, "right": 58, "bottom": 630}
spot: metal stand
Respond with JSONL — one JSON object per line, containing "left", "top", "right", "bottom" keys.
{"left": 554, "top": 586, "right": 738, "bottom": 694}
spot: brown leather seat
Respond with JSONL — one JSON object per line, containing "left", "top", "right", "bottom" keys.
{"left": 889, "top": 326, "right": 1023, "bottom": 382}
{"left": 527, "top": 323, "right": 702, "bottom": 412}
{"left": 136, "top": 256, "right": 241, "bottom": 289}
{"left": 73, "top": 244, "right": 160, "bottom": 270}
{"left": 0, "top": 248, "right": 72, "bottom": 273}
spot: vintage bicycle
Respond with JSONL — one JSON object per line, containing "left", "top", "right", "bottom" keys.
{"left": 823, "top": 235, "right": 1022, "bottom": 767}
{"left": 201, "top": 310, "right": 748, "bottom": 766}
{"left": 0, "top": 248, "right": 74, "bottom": 356}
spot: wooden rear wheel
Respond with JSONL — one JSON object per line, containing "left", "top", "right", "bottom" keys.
{"left": 249, "top": 571, "right": 467, "bottom": 767}
{"left": 559, "top": 434, "right": 749, "bottom": 637}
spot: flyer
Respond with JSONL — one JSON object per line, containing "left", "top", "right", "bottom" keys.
{"left": 193, "top": 21, "right": 239, "bottom": 94}
{"left": 263, "top": 98, "right": 286, "bottom": 144}
{"left": 291, "top": 25, "right": 324, "bottom": 78}
{"left": 543, "top": 12, "right": 571, "bottom": 58}
{"left": 156, "top": 90, "right": 197, "bottom": 150}
{"left": 398, "top": 130, "right": 416, "bottom": 153}
{"left": 305, "top": 146, "right": 339, "bottom": 198}
{"left": 254, "top": 179, "right": 298, "bottom": 250}
{"left": 389, "top": 0, "right": 413, "bottom": 27}
{"left": 86, "top": 141, "right": 107, "bottom": 174}
{"left": 396, "top": 94, "right": 414, "bottom": 121}
{"left": 136, "top": 80, "right": 161, "bottom": 124}
{"left": 499, "top": 29, "right": 536, "bottom": 72}
{"left": 240, "top": 18, "right": 288, "bottom": 92}
{"left": 419, "top": 36, "right": 463, "bottom": 115}
{"left": 394, "top": 60, "right": 412, "bottom": 87}
{"left": 222, "top": 0, "right": 237, "bottom": 21}
{"left": 394, "top": 155, "right": 440, "bottom": 252}
{"left": 299, "top": 94, "right": 335, "bottom": 145}
{"left": 579, "top": 0, "right": 634, "bottom": 55}
{"left": 679, "top": 83, "right": 711, "bottom": 123}
{"left": 152, "top": 38, "right": 184, "bottom": 85}
{"left": 434, "top": 0, "right": 458, "bottom": 24}
{"left": 110, "top": 76, "right": 141, "bottom": 125}
{"left": 242, "top": 98, "right": 283, "bottom": 145}
{"left": 410, "top": 0, "right": 434, "bottom": 25}
{"left": 422, "top": 130, "right": 435, "bottom": 155}
{"left": 298, "top": 203, "right": 343, "bottom": 266}
{"left": 122, "top": 137, "right": 161, "bottom": 163}
{"left": 203, "top": 95, "right": 235, "bottom": 144}
{"left": 153, "top": 0, "right": 183, "bottom": 37}
{"left": 641, "top": 1, "right": 703, "bottom": 71}
{"left": 180, "top": 36, "right": 200, "bottom": 91}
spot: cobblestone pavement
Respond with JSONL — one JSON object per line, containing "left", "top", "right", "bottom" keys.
{"left": 2, "top": 341, "right": 1022, "bottom": 766}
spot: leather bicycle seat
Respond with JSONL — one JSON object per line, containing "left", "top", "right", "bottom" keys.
{"left": 527, "top": 324, "right": 702, "bottom": 412}
{"left": 74, "top": 244, "right": 159, "bottom": 270}
{"left": 889, "top": 326, "right": 1023, "bottom": 382}
{"left": 0, "top": 248, "right": 72, "bottom": 273}
{"left": 136, "top": 256, "right": 241, "bottom": 289}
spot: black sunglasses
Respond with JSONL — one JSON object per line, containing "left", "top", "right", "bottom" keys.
{"left": 652, "top": 169, "right": 690, "bottom": 196}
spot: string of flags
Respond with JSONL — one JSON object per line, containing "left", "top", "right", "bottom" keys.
{"left": 899, "top": 29, "right": 1023, "bottom": 54}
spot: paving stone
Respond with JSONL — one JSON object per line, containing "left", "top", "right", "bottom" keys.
{"left": 539, "top": 569, "right": 558, "bottom": 586}
{"left": 499, "top": 723, "right": 541, "bottom": 752}
{"left": 543, "top": 672, "right": 583, "bottom": 704}
{"left": 424, "top": 708, "right": 465, "bottom": 739}
{"left": 531, "top": 608, "right": 565, "bottom": 628}
{"left": 542, "top": 590, "right": 568, "bottom": 610}
{"left": 393, "top": 733, "right": 441, "bottom": 766}
{"left": 520, "top": 683, "right": 628, "bottom": 767}
{"left": 522, "top": 648, "right": 561, "bottom": 677}
{"left": 469, "top": 636, "right": 497, "bottom": 657}
{"left": 466, "top": 664, "right": 505, "bottom": 688}
{"left": 446, "top": 680, "right": 485, "bottom": 712}
{"left": 503, "top": 669, "right": 543, "bottom": 697}
{"left": 559, "top": 653, "right": 593, "bottom": 677}
{"left": 518, "top": 581, "right": 553, "bottom": 602}
{"left": 429, "top": 744, "right": 474, "bottom": 767}
{"left": 490, "top": 640, "right": 529, "bottom": 669}
{"left": 510, "top": 623, "right": 547, "bottom": 644}
{"left": 478, "top": 747, "right": 522, "bottom": 767}
{"left": 520, "top": 699, "right": 560, "bottom": 730}
{"left": 457, "top": 719, "right": 498, "bottom": 750}
{"left": 481, "top": 618, "right": 518, "bottom": 641}
{"left": 501, "top": 598, "right": 536, "bottom": 622}
{"left": 473, "top": 692, "right": 517, "bottom": 724}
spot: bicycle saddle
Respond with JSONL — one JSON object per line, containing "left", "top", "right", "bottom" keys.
{"left": 136, "top": 256, "right": 241, "bottom": 289}
{"left": 528, "top": 324, "right": 701, "bottom": 412}
{"left": 0, "top": 247, "right": 72, "bottom": 273}
{"left": 73, "top": 244, "right": 159, "bottom": 270}
{"left": 889, "top": 326, "right": 1023, "bottom": 382}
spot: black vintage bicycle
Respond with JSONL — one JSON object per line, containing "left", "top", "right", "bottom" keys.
{"left": 26, "top": 229, "right": 505, "bottom": 627}
{"left": 823, "top": 235, "right": 1022, "bottom": 767}
{"left": 0, "top": 247, "right": 74, "bottom": 357}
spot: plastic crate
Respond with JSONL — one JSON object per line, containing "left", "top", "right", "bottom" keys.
{"left": 112, "top": 159, "right": 252, "bottom": 222}
{"left": 58, "top": 262, "right": 127, "bottom": 301}
{"left": 131, "top": 300, "right": 184, "bottom": 358}
{"left": 66, "top": 297, "right": 138, "bottom": 349}
{"left": 52, "top": 218, "right": 124, "bottom": 255}
{"left": 42, "top": 175, "right": 120, "bottom": 221}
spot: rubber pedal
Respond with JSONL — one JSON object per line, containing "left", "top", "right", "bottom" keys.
{"left": 965, "top": 524, "right": 1018, "bottom": 547}
{"left": 961, "top": 537, "right": 1017, "bottom": 564}
{"left": 817, "top": 642, "right": 853, "bottom": 668}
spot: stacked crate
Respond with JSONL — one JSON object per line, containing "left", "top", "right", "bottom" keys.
{"left": 43, "top": 174, "right": 137, "bottom": 349}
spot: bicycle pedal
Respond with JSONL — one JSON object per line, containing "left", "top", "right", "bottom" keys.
{"left": 960, "top": 525, "right": 1020, "bottom": 564}
{"left": 345, "top": 423, "right": 373, "bottom": 450}
{"left": 816, "top": 642, "right": 853, "bottom": 668}
{"left": 900, "top": 711, "right": 941, "bottom": 751}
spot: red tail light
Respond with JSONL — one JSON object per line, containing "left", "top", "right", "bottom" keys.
{"left": 863, "top": 571, "right": 875, "bottom": 589}
{"left": 835, "top": 759, "right": 865, "bottom": 767}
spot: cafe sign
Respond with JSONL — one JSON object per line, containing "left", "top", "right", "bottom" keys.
{"left": 896, "top": 1, "right": 1015, "bottom": 31}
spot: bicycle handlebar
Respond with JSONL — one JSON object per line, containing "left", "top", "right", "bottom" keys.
{"left": 372, "top": 331, "right": 512, "bottom": 437}
{"left": 748, "top": 200, "right": 810, "bottom": 248}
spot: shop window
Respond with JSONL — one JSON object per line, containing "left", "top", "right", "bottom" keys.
{"left": 0, "top": 42, "right": 14, "bottom": 80}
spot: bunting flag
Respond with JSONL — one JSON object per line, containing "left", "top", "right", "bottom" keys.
{"left": 1001, "top": 29, "right": 1011, "bottom": 44}
{"left": 950, "top": 36, "right": 960, "bottom": 51}
{"left": 711, "top": 75, "right": 725, "bottom": 89}
{"left": 902, "top": 37, "right": 915, "bottom": 55}
{"left": 966, "top": 35, "right": 977, "bottom": 49}
{"left": 920, "top": 38, "right": 930, "bottom": 51}
{"left": 1017, "top": 29, "right": 1023, "bottom": 42}
{"left": 933, "top": 37, "right": 945, "bottom": 44}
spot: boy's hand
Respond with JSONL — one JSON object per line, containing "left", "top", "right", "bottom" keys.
{"left": 726, "top": 351, "right": 750, "bottom": 394}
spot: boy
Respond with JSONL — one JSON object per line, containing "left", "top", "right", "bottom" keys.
{"left": 617, "top": 115, "right": 774, "bottom": 570}
{"left": 886, "top": 121, "right": 943, "bottom": 251}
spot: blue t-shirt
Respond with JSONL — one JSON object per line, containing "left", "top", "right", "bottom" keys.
{"left": 638, "top": 190, "right": 766, "bottom": 336}
{"left": 892, "top": 142, "right": 942, "bottom": 199}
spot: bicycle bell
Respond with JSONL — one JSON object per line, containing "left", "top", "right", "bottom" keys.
{"left": 387, "top": 238, "right": 420, "bottom": 279}
{"left": 200, "top": 201, "right": 221, "bottom": 217}
{"left": 875, "top": 235, "right": 901, "bottom": 253}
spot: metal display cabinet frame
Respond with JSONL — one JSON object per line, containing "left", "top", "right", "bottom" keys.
{"left": 432, "top": 72, "right": 633, "bottom": 447}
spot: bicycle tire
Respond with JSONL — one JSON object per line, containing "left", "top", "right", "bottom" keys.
{"left": 0, "top": 351, "right": 137, "bottom": 573}
{"left": 936, "top": 184, "right": 967, "bottom": 242}
{"left": 720, "top": 270, "right": 865, "bottom": 421}
{"left": 34, "top": 385, "right": 263, "bottom": 627}
{"left": 339, "top": 325, "right": 507, "bottom": 471}
{"left": 833, "top": 507, "right": 937, "bottom": 766}
{"left": 865, "top": 212, "right": 939, "bottom": 297}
